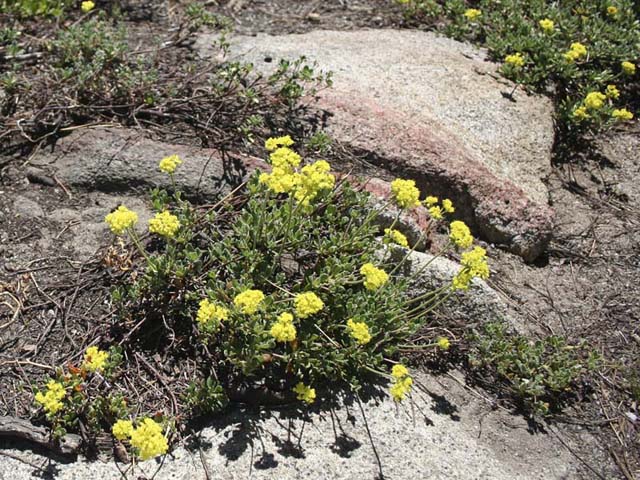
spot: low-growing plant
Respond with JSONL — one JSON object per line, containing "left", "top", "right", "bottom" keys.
{"left": 468, "top": 321, "right": 600, "bottom": 415}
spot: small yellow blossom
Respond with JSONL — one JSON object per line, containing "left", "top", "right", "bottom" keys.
{"left": 463, "top": 8, "right": 482, "bottom": 21}
{"left": 612, "top": 108, "right": 633, "bottom": 120}
{"left": 265, "top": 135, "right": 294, "bottom": 152}
{"left": 452, "top": 246, "right": 490, "bottom": 290}
{"left": 504, "top": 52, "right": 525, "bottom": 68}
{"left": 83, "top": 346, "right": 109, "bottom": 373}
{"left": 429, "top": 206, "right": 444, "bottom": 220}
{"left": 607, "top": 5, "right": 618, "bottom": 16}
{"left": 34, "top": 380, "right": 66, "bottom": 415}
{"left": 129, "top": 418, "right": 168, "bottom": 461}
{"left": 384, "top": 228, "right": 409, "bottom": 248}
{"left": 437, "top": 337, "right": 451, "bottom": 350}
{"left": 293, "top": 382, "right": 316, "bottom": 404}
{"left": 391, "top": 179, "right": 421, "bottom": 209}
{"left": 622, "top": 61, "right": 636, "bottom": 75}
{"left": 269, "top": 147, "right": 301, "bottom": 169}
{"left": 112, "top": 419, "right": 134, "bottom": 441}
{"left": 196, "top": 299, "right": 229, "bottom": 329}
{"left": 584, "top": 91, "right": 606, "bottom": 110}
{"left": 424, "top": 196, "right": 438, "bottom": 207}
{"left": 346, "top": 319, "right": 371, "bottom": 345}
{"left": 389, "top": 365, "right": 413, "bottom": 402}
{"left": 159, "top": 154, "right": 182, "bottom": 174}
{"left": 449, "top": 220, "right": 473, "bottom": 249}
{"left": 81, "top": 1, "right": 95, "bottom": 12}
{"left": 234, "top": 289, "right": 265, "bottom": 315}
{"left": 564, "top": 42, "right": 587, "bottom": 62}
{"left": 572, "top": 106, "right": 590, "bottom": 121}
{"left": 294, "top": 160, "right": 335, "bottom": 207}
{"left": 294, "top": 292, "right": 324, "bottom": 318}
{"left": 539, "top": 18, "right": 554, "bottom": 33}
{"left": 605, "top": 84, "right": 620, "bottom": 99}
{"left": 270, "top": 312, "right": 297, "bottom": 342}
{"left": 149, "top": 211, "right": 181, "bottom": 238}
{"left": 391, "top": 364, "right": 409, "bottom": 379}
{"left": 442, "top": 199, "right": 455, "bottom": 213}
{"left": 105, "top": 205, "right": 138, "bottom": 235}
{"left": 360, "top": 263, "right": 389, "bottom": 291}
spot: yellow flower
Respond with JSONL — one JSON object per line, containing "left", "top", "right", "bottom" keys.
{"left": 607, "top": 5, "right": 618, "bottom": 16}
{"left": 129, "top": 418, "right": 168, "bottom": 460}
{"left": 105, "top": 205, "right": 138, "bottom": 235}
{"left": 294, "top": 160, "right": 335, "bottom": 207}
{"left": 234, "top": 289, "right": 265, "bottom": 315}
{"left": 391, "top": 364, "right": 409, "bottom": 379}
{"left": 34, "top": 380, "right": 66, "bottom": 415}
{"left": 424, "top": 196, "right": 438, "bottom": 207}
{"left": 539, "top": 18, "right": 554, "bottom": 33}
{"left": 269, "top": 147, "right": 301, "bottom": 169}
{"left": 504, "top": 52, "right": 525, "bottom": 68}
{"left": 437, "top": 337, "right": 451, "bottom": 350}
{"left": 390, "top": 376, "right": 413, "bottom": 402}
{"left": 463, "top": 8, "right": 481, "bottom": 21}
{"left": 572, "top": 106, "right": 589, "bottom": 121}
{"left": 346, "top": 319, "right": 371, "bottom": 345}
{"left": 159, "top": 154, "right": 182, "bottom": 174}
{"left": 196, "top": 299, "right": 228, "bottom": 329}
{"left": 360, "top": 263, "right": 389, "bottom": 291}
{"left": 383, "top": 228, "right": 409, "bottom": 248}
{"left": 83, "top": 346, "right": 109, "bottom": 373}
{"left": 81, "top": 0, "right": 95, "bottom": 12}
{"left": 612, "top": 108, "right": 633, "bottom": 120}
{"left": 112, "top": 419, "right": 134, "bottom": 441}
{"left": 584, "top": 91, "right": 606, "bottom": 110}
{"left": 442, "top": 198, "right": 455, "bottom": 213}
{"left": 605, "top": 84, "right": 620, "bottom": 99}
{"left": 564, "top": 42, "right": 587, "bottom": 62}
{"left": 149, "top": 211, "right": 181, "bottom": 238}
{"left": 265, "top": 135, "right": 294, "bottom": 152}
{"left": 429, "top": 206, "right": 444, "bottom": 220}
{"left": 449, "top": 220, "right": 473, "bottom": 249}
{"left": 452, "top": 246, "right": 490, "bottom": 290}
{"left": 622, "top": 61, "right": 636, "bottom": 75}
{"left": 391, "top": 179, "right": 421, "bottom": 209}
{"left": 293, "top": 382, "right": 316, "bottom": 404}
{"left": 294, "top": 292, "right": 324, "bottom": 318}
{"left": 270, "top": 312, "right": 297, "bottom": 342}
{"left": 259, "top": 168, "right": 299, "bottom": 194}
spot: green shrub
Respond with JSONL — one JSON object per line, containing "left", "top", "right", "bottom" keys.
{"left": 0, "top": 0, "right": 74, "bottom": 17}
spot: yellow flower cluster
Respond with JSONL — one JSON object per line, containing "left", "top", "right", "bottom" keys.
{"left": 34, "top": 380, "right": 66, "bottom": 415}
{"left": 429, "top": 206, "right": 444, "bottom": 220}
{"left": 563, "top": 42, "right": 587, "bottom": 62}
{"left": 159, "top": 154, "right": 182, "bottom": 174}
{"left": 437, "top": 337, "right": 451, "bottom": 350}
{"left": 81, "top": 1, "right": 95, "bottom": 12}
{"left": 83, "top": 346, "right": 109, "bottom": 373}
{"left": 572, "top": 106, "right": 589, "bottom": 121}
{"left": 612, "top": 108, "right": 634, "bottom": 120}
{"left": 452, "top": 246, "right": 490, "bottom": 290}
{"left": 196, "top": 299, "right": 229, "bottom": 329}
{"left": 607, "top": 5, "right": 618, "bottom": 16}
{"left": 360, "top": 263, "right": 389, "bottom": 291}
{"left": 449, "top": 221, "right": 473, "bottom": 250}
{"left": 105, "top": 205, "right": 138, "bottom": 235}
{"left": 293, "top": 382, "right": 316, "bottom": 404}
{"left": 346, "top": 319, "right": 371, "bottom": 345}
{"left": 294, "top": 160, "right": 336, "bottom": 207}
{"left": 505, "top": 52, "right": 525, "bottom": 68}
{"left": 584, "top": 91, "right": 606, "bottom": 110}
{"left": 463, "top": 8, "right": 481, "bottom": 21}
{"left": 234, "top": 289, "right": 265, "bottom": 315}
{"left": 389, "top": 364, "right": 413, "bottom": 402}
{"left": 539, "top": 18, "right": 554, "bottom": 33}
{"left": 442, "top": 199, "right": 455, "bottom": 213}
{"left": 149, "top": 211, "right": 181, "bottom": 238}
{"left": 294, "top": 292, "right": 324, "bottom": 319}
{"left": 424, "top": 196, "right": 438, "bottom": 207}
{"left": 622, "top": 61, "right": 636, "bottom": 75}
{"left": 129, "top": 418, "right": 169, "bottom": 461}
{"left": 606, "top": 84, "right": 620, "bottom": 99}
{"left": 384, "top": 228, "right": 409, "bottom": 248}
{"left": 265, "top": 135, "right": 294, "bottom": 152}
{"left": 270, "top": 312, "right": 297, "bottom": 342}
{"left": 390, "top": 179, "right": 421, "bottom": 209}
{"left": 112, "top": 419, "right": 134, "bottom": 441}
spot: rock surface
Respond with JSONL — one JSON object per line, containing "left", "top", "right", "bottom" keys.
{"left": 199, "top": 29, "right": 557, "bottom": 261}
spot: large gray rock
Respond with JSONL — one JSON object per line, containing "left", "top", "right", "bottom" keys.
{"left": 200, "top": 29, "right": 556, "bottom": 261}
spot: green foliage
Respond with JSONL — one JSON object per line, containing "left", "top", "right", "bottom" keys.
{"left": 0, "top": 0, "right": 73, "bottom": 17}
{"left": 469, "top": 322, "right": 600, "bottom": 415}
{"left": 184, "top": 377, "right": 229, "bottom": 415}
{"left": 396, "top": 0, "right": 640, "bottom": 135}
